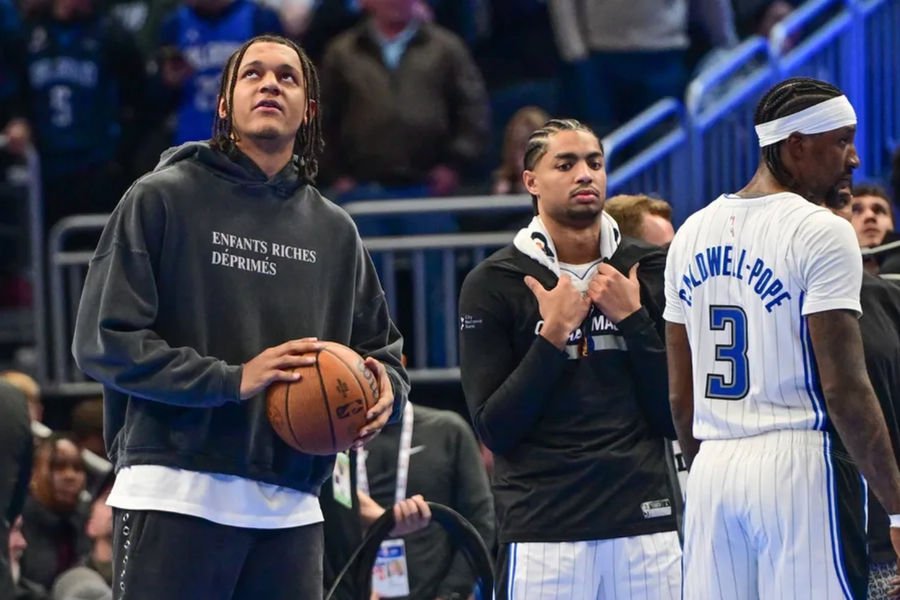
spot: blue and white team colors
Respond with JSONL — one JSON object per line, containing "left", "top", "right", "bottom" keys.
{"left": 664, "top": 192, "right": 867, "bottom": 599}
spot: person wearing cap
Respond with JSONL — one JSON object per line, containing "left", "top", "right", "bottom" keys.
{"left": 665, "top": 77, "right": 900, "bottom": 599}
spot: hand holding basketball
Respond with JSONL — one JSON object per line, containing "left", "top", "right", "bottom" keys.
{"left": 352, "top": 357, "right": 394, "bottom": 448}
{"left": 240, "top": 338, "right": 324, "bottom": 399}
{"left": 265, "top": 341, "right": 386, "bottom": 455}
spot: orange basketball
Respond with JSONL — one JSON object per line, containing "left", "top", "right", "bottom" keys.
{"left": 266, "top": 342, "right": 379, "bottom": 455}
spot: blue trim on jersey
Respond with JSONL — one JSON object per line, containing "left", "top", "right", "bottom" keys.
{"left": 824, "top": 432, "right": 854, "bottom": 599}
{"left": 799, "top": 293, "right": 827, "bottom": 430}
{"left": 508, "top": 542, "right": 517, "bottom": 599}
{"left": 862, "top": 474, "right": 869, "bottom": 540}
{"left": 804, "top": 323, "right": 831, "bottom": 431}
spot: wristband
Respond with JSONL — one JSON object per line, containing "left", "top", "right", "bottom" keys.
{"left": 890, "top": 514, "right": 900, "bottom": 528}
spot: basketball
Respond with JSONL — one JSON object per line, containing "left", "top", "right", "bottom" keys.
{"left": 266, "top": 342, "right": 379, "bottom": 455}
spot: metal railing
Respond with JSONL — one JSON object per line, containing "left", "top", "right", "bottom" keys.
{"left": 686, "top": 36, "right": 776, "bottom": 208}
{"left": 852, "top": 0, "right": 900, "bottom": 177}
{"left": 44, "top": 213, "right": 517, "bottom": 392}
{"left": 602, "top": 99, "right": 692, "bottom": 223}
{"left": 0, "top": 137, "right": 45, "bottom": 376}
{"left": 45, "top": 215, "right": 108, "bottom": 395}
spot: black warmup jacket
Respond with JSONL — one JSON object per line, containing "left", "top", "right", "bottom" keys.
{"left": 72, "top": 142, "right": 408, "bottom": 496}
{"left": 459, "top": 236, "right": 678, "bottom": 544}
{"left": 860, "top": 274, "right": 900, "bottom": 564}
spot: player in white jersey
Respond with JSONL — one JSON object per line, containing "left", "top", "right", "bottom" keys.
{"left": 664, "top": 77, "right": 900, "bottom": 599}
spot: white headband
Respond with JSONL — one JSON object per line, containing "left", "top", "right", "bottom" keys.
{"left": 755, "top": 95, "right": 857, "bottom": 147}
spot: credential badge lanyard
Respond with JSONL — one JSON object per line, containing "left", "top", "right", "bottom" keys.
{"left": 357, "top": 402, "right": 414, "bottom": 505}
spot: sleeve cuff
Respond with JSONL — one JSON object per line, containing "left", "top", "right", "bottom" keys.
{"left": 223, "top": 364, "right": 243, "bottom": 403}
{"left": 801, "top": 299, "right": 862, "bottom": 318}
{"left": 533, "top": 332, "right": 572, "bottom": 359}
{"left": 616, "top": 307, "right": 655, "bottom": 335}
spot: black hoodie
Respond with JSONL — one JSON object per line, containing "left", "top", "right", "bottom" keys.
{"left": 459, "top": 236, "right": 677, "bottom": 543}
{"left": 72, "top": 142, "right": 409, "bottom": 496}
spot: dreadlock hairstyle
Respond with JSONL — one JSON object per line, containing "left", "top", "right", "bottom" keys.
{"left": 754, "top": 77, "right": 844, "bottom": 191}
{"left": 210, "top": 35, "right": 324, "bottom": 183}
{"left": 523, "top": 118, "right": 602, "bottom": 215}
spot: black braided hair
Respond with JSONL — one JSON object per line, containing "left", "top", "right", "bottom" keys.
{"left": 523, "top": 119, "right": 602, "bottom": 215}
{"left": 754, "top": 77, "right": 844, "bottom": 189}
{"left": 210, "top": 35, "right": 323, "bottom": 183}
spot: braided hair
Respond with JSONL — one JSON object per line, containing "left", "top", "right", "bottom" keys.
{"left": 523, "top": 119, "right": 601, "bottom": 215}
{"left": 754, "top": 77, "right": 844, "bottom": 190}
{"left": 210, "top": 35, "right": 324, "bottom": 183}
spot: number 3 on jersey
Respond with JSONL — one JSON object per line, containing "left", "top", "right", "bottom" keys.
{"left": 705, "top": 305, "right": 749, "bottom": 400}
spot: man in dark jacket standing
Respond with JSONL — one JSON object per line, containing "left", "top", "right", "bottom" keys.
{"left": 319, "top": 0, "right": 489, "bottom": 200}
{"left": 1, "top": 382, "right": 33, "bottom": 600}
{"left": 459, "top": 118, "right": 681, "bottom": 599}
{"left": 72, "top": 35, "right": 408, "bottom": 600}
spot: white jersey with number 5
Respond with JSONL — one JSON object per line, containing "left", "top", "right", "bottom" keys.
{"left": 663, "top": 192, "right": 862, "bottom": 440}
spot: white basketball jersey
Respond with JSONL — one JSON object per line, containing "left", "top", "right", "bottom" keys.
{"left": 663, "top": 192, "right": 862, "bottom": 440}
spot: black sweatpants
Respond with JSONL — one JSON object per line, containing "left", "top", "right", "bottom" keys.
{"left": 112, "top": 509, "right": 323, "bottom": 600}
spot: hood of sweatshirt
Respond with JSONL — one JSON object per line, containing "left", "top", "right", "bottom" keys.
{"left": 155, "top": 141, "right": 305, "bottom": 199}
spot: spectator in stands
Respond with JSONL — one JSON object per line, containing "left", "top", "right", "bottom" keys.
{"left": 10, "top": 0, "right": 146, "bottom": 232}
{"left": 157, "top": 0, "right": 283, "bottom": 146}
{"left": 548, "top": 0, "right": 737, "bottom": 134}
{"left": 302, "top": 0, "right": 476, "bottom": 63}
{"left": 0, "top": 370, "right": 43, "bottom": 424}
{"left": 1, "top": 381, "right": 34, "bottom": 599}
{"left": 49, "top": 567, "right": 109, "bottom": 600}
{"left": 604, "top": 194, "right": 675, "bottom": 247}
{"left": 320, "top": 0, "right": 490, "bottom": 202}
{"left": 850, "top": 183, "right": 897, "bottom": 275}
{"left": 9, "top": 516, "right": 50, "bottom": 600}
{"left": 69, "top": 399, "right": 111, "bottom": 496}
{"left": 20, "top": 435, "right": 89, "bottom": 590}
{"left": 54, "top": 479, "right": 113, "bottom": 591}
{"left": 360, "top": 402, "right": 494, "bottom": 599}
{"left": 851, "top": 183, "right": 894, "bottom": 248}
{"left": 492, "top": 106, "right": 549, "bottom": 196}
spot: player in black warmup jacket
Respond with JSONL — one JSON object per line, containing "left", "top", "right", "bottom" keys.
{"left": 459, "top": 119, "right": 681, "bottom": 599}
